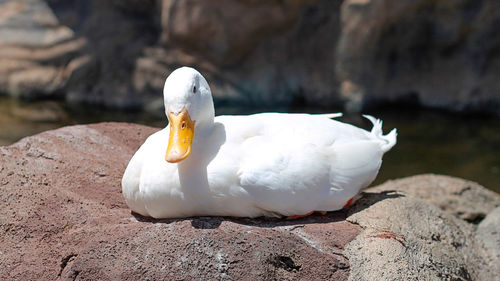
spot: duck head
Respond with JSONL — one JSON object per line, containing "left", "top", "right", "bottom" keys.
{"left": 163, "top": 67, "right": 215, "bottom": 163}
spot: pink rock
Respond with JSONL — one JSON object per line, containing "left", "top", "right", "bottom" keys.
{"left": 0, "top": 122, "right": 360, "bottom": 280}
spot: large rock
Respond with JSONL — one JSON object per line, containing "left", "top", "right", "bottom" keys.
{"left": 337, "top": 0, "right": 500, "bottom": 114}
{"left": 0, "top": 123, "right": 360, "bottom": 280}
{"left": 0, "top": 0, "right": 89, "bottom": 99}
{"left": 346, "top": 176, "right": 500, "bottom": 281}
{"left": 134, "top": 0, "right": 344, "bottom": 111}
{"left": 2, "top": 0, "right": 500, "bottom": 115}
{"left": 368, "top": 174, "right": 500, "bottom": 224}
{"left": 46, "top": 0, "right": 160, "bottom": 108}
{"left": 132, "top": 0, "right": 500, "bottom": 114}
{"left": 1, "top": 0, "right": 344, "bottom": 110}
{"left": 475, "top": 206, "right": 500, "bottom": 280}
{"left": 161, "top": 0, "right": 315, "bottom": 67}
{"left": 0, "top": 123, "right": 499, "bottom": 280}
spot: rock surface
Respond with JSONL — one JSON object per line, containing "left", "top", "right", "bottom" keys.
{"left": 0, "top": 123, "right": 499, "bottom": 280}
{"left": 475, "top": 206, "right": 500, "bottom": 281}
{"left": 0, "top": 0, "right": 90, "bottom": 99}
{"left": 349, "top": 175, "right": 500, "bottom": 281}
{"left": 337, "top": 0, "right": 500, "bottom": 114}
{"left": 368, "top": 174, "right": 500, "bottom": 224}
{"left": 47, "top": 0, "right": 159, "bottom": 108}
{"left": 1, "top": 0, "right": 499, "bottom": 115}
{"left": 0, "top": 123, "right": 360, "bottom": 280}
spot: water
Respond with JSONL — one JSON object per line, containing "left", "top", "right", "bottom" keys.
{"left": 1, "top": 96, "right": 499, "bottom": 193}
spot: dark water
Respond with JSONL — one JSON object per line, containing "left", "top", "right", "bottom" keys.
{"left": 1, "top": 97, "right": 499, "bottom": 193}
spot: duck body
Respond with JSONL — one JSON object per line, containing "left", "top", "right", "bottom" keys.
{"left": 122, "top": 67, "right": 397, "bottom": 218}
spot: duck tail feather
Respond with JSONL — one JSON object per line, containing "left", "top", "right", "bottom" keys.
{"left": 382, "top": 129, "right": 398, "bottom": 152}
{"left": 363, "top": 115, "right": 397, "bottom": 153}
{"left": 317, "top": 112, "right": 343, "bottom": 119}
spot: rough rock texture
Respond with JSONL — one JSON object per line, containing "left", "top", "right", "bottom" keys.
{"left": 337, "top": 0, "right": 500, "bottom": 114}
{"left": 368, "top": 174, "right": 500, "bottom": 224}
{"left": 475, "top": 206, "right": 500, "bottom": 281}
{"left": 0, "top": 123, "right": 360, "bottom": 280}
{"left": 130, "top": 0, "right": 344, "bottom": 111}
{"left": 0, "top": 0, "right": 90, "bottom": 99}
{"left": 0, "top": 123, "right": 499, "bottom": 280}
{"left": 46, "top": 0, "right": 160, "bottom": 108}
{"left": 345, "top": 176, "right": 500, "bottom": 281}
{"left": 2, "top": 0, "right": 499, "bottom": 114}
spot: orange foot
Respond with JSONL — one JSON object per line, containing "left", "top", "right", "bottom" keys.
{"left": 342, "top": 194, "right": 362, "bottom": 209}
{"left": 343, "top": 198, "right": 354, "bottom": 209}
{"left": 286, "top": 210, "right": 327, "bottom": 220}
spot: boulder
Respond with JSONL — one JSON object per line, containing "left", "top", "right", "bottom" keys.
{"left": 161, "top": 0, "right": 314, "bottom": 67}
{"left": 2, "top": 0, "right": 500, "bottom": 115}
{"left": 337, "top": 0, "right": 500, "bottom": 114}
{"left": 0, "top": 123, "right": 499, "bottom": 280}
{"left": 46, "top": 0, "right": 159, "bottom": 108}
{"left": 0, "top": 0, "right": 89, "bottom": 99}
{"left": 475, "top": 206, "right": 500, "bottom": 280}
{"left": 134, "top": 0, "right": 344, "bottom": 110}
{"left": 0, "top": 123, "right": 360, "bottom": 280}
{"left": 346, "top": 181, "right": 500, "bottom": 281}
{"left": 367, "top": 174, "right": 500, "bottom": 224}
{"left": 134, "top": 0, "right": 500, "bottom": 115}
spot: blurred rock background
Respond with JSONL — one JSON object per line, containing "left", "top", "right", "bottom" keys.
{"left": 1, "top": 0, "right": 499, "bottom": 115}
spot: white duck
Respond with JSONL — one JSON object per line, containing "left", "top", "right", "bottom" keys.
{"left": 122, "top": 67, "right": 397, "bottom": 219}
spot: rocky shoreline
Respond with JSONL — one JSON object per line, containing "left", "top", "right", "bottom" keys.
{"left": 0, "top": 123, "right": 498, "bottom": 280}
{"left": 1, "top": 0, "right": 500, "bottom": 115}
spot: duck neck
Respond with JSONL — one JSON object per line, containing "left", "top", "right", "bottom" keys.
{"left": 195, "top": 98, "right": 215, "bottom": 137}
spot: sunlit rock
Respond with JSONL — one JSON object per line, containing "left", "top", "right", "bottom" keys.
{"left": 0, "top": 123, "right": 498, "bottom": 279}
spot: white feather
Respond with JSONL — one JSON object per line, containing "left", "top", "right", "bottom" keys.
{"left": 316, "top": 112, "right": 343, "bottom": 119}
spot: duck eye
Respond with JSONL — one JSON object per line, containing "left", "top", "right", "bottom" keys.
{"left": 192, "top": 85, "right": 197, "bottom": 94}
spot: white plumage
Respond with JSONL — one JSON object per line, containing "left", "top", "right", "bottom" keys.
{"left": 122, "top": 67, "right": 397, "bottom": 218}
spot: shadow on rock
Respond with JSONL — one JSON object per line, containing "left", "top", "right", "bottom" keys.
{"left": 229, "top": 211, "right": 347, "bottom": 229}
{"left": 131, "top": 212, "right": 226, "bottom": 229}
{"left": 130, "top": 191, "right": 406, "bottom": 229}
{"left": 347, "top": 190, "right": 405, "bottom": 217}
{"left": 131, "top": 201, "right": 371, "bottom": 229}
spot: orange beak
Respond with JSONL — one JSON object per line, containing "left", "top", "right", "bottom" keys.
{"left": 165, "top": 107, "right": 195, "bottom": 163}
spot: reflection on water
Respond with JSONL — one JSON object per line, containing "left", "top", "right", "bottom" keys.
{"left": 0, "top": 97, "right": 499, "bottom": 193}
{"left": 0, "top": 97, "right": 167, "bottom": 146}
